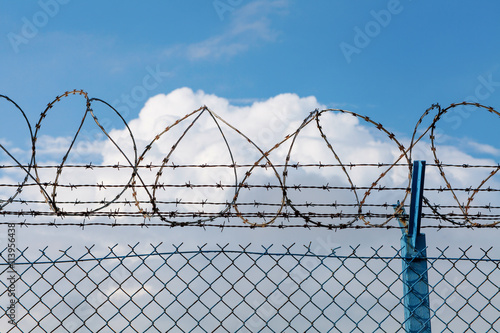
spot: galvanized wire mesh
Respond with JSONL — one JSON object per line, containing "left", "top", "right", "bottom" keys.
{"left": 1, "top": 243, "right": 499, "bottom": 332}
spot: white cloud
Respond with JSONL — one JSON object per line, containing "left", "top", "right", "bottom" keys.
{"left": 466, "top": 141, "right": 500, "bottom": 156}
{"left": 166, "top": 0, "right": 289, "bottom": 60}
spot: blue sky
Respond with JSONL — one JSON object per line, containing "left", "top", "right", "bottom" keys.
{"left": 1, "top": 1, "right": 500, "bottom": 249}
{"left": 2, "top": 5, "right": 500, "bottom": 331}
{"left": 2, "top": 0, "right": 500, "bottom": 138}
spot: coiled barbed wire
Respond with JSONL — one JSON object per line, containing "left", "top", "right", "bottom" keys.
{"left": 0, "top": 90, "right": 499, "bottom": 229}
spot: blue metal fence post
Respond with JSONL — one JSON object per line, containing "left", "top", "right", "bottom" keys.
{"left": 402, "top": 160, "right": 431, "bottom": 332}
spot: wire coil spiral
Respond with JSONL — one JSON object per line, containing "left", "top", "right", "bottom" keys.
{"left": 0, "top": 90, "right": 499, "bottom": 229}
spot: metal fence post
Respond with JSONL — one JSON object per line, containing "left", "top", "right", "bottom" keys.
{"left": 402, "top": 160, "right": 431, "bottom": 332}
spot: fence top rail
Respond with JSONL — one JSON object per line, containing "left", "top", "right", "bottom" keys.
{"left": 1, "top": 243, "right": 498, "bottom": 266}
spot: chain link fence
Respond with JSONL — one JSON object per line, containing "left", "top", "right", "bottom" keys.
{"left": 0, "top": 243, "right": 499, "bottom": 332}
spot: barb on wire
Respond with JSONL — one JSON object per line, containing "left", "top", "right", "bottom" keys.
{"left": 0, "top": 91, "right": 499, "bottom": 228}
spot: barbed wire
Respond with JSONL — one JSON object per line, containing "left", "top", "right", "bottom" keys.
{"left": 2, "top": 162, "right": 500, "bottom": 169}
{"left": 0, "top": 90, "right": 499, "bottom": 229}
{"left": 3, "top": 199, "right": 500, "bottom": 211}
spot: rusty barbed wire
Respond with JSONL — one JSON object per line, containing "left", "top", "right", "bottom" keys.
{"left": 0, "top": 90, "right": 499, "bottom": 229}
{"left": 1, "top": 162, "right": 499, "bottom": 170}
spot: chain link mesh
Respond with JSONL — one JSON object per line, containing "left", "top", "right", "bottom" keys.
{"left": 1, "top": 243, "right": 498, "bottom": 332}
